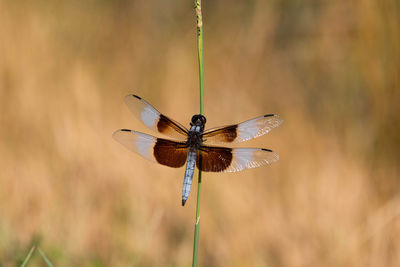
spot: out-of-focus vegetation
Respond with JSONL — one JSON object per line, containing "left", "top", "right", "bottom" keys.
{"left": 0, "top": 0, "right": 399, "bottom": 266}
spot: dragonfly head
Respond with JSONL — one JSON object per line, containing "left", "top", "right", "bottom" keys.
{"left": 191, "top": 114, "right": 207, "bottom": 130}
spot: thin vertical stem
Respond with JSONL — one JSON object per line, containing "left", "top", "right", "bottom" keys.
{"left": 192, "top": 171, "right": 201, "bottom": 267}
{"left": 193, "top": 0, "right": 204, "bottom": 266}
{"left": 197, "top": 3, "right": 204, "bottom": 115}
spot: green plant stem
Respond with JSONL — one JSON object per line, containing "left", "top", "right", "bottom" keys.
{"left": 38, "top": 248, "right": 54, "bottom": 267}
{"left": 193, "top": 0, "right": 204, "bottom": 266}
{"left": 196, "top": 2, "right": 205, "bottom": 115}
{"left": 21, "top": 246, "right": 36, "bottom": 267}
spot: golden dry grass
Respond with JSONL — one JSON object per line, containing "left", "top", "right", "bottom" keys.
{"left": 0, "top": 0, "right": 399, "bottom": 266}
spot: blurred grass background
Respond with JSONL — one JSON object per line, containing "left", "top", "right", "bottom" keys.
{"left": 0, "top": 0, "right": 399, "bottom": 266}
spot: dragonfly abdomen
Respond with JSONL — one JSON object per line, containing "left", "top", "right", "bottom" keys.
{"left": 182, "top": 148, "right": 196, "bottom": 206}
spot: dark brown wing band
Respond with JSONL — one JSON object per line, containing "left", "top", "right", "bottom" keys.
{"left": 154, "top": 139, "right": 188, "bottom": 168}
{"left": 201, "top": 125, "right": 238, "bottom": 143}
{"left": 196, "top": 145, "right": 233, "bottom": 172}
{"left": 157, "top": 114, "right": 189, "bottom": 137}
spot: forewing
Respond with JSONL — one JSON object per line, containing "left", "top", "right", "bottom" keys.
{"left": 197, "top": 145, "right": 279, "bottom": 172}
{"left": 202, "top": 114, "right": 282, "bottom": 144}
{"left": 124, "top": 94, "right": 189, "bottom": 140}
{"left": 113, "top": 129, "right": 188, "bottom": 168}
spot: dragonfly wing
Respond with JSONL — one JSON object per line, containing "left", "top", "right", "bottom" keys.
{"left": 202, "top": 114, "right": 282, "bottom": 144}
{"left": 124, "top": 94, "right": 189, "bottom": 140}
{"left": 113, "top": 129, "right": 189, "bottom": 168}
{"left": 196, "top": 145, "right": 279, "bottom": 172}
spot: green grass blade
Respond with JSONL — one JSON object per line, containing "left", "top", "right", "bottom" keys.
{"left": 20, "top": 246, "right": 36, "bottom": 267}
{"left": 38, "top": 248, "right": 54, "bottom": 267}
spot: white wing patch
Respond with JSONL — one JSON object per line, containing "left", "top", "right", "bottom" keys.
{"left": 224, "top": 148, "right": 279, "bottom": 173}
{"left": 125, "top": 95, "right": 160, "bottom": 128}
{"left": 112, "top": 129, "right": 157, "bottom": 163}
{"left": 236, "top": 115, "right": 283, "bottom": 142}
{"left": 141, "top": 105, "right": 159, "bottom": 127}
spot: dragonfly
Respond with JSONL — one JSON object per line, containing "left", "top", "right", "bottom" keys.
{"left": 113, "top": 95, "right": 282, "bottom": 206}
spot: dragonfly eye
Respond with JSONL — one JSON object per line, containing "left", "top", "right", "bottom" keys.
{"left": 191, "top": 115, "right": 200, "bottom": 124}
{"left": 200, "top": 115, "right": 206, "bottom": 125}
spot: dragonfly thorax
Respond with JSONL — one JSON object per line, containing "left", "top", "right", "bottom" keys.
{"left": 187, "top": 115, "right": 206, "bottom": 149}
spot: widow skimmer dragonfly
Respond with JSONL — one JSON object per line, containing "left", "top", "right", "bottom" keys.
{"left": 113, "top": 95, "right": 282, "bottom": 206}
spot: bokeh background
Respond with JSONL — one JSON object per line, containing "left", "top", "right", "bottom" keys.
{"left": 0, "top": 0, "right": 399, "bottom": 266}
